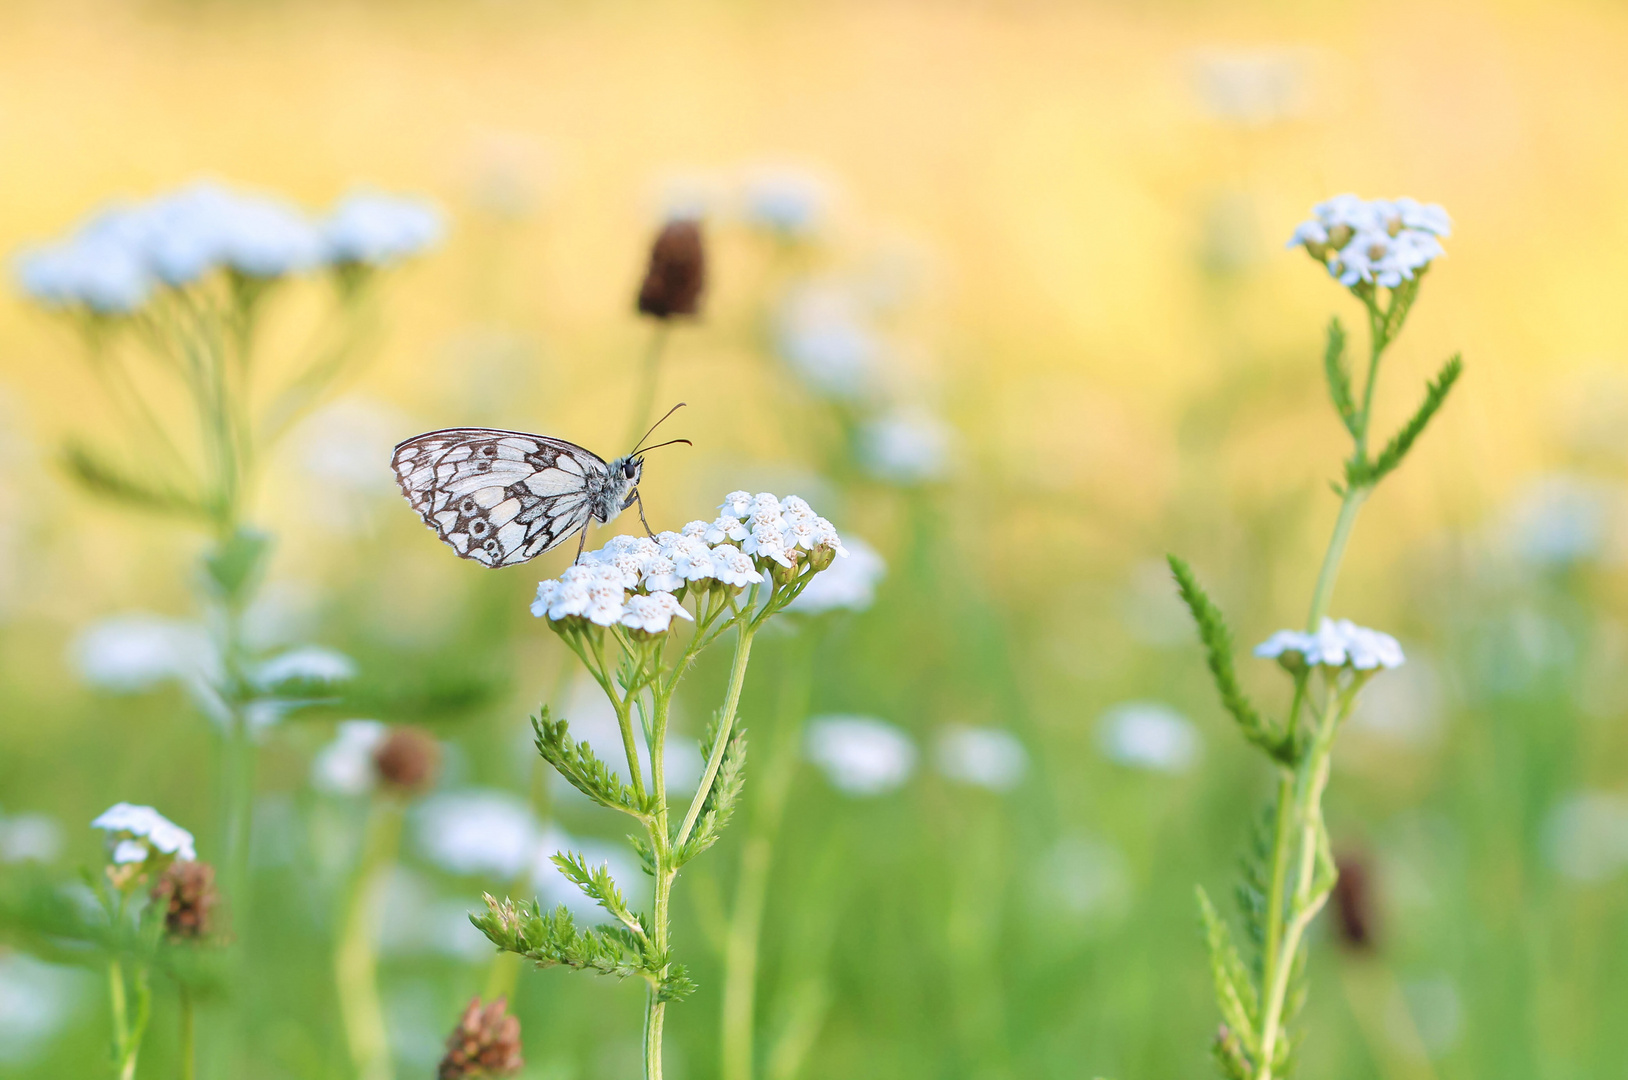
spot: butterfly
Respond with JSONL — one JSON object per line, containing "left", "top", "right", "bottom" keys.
{"left": 391, "top": 406, "right": 689, "bottom": 568}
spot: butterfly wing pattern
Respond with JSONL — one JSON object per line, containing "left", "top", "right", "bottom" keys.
{"left": 391, "top": 428, "right": 608, "bottom": 568}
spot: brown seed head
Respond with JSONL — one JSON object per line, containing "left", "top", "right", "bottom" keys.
{"left": 636, "top": 219, "right": 706, "bottom": 319}
{"left": 373, "top": 726, "right": 441, "bottom": 795}
{"left": 438, "top": 996, "right": 523, "bottom": 1080}
{"left": 150, "top": 859, "right": 219, "bottom": 941}
{"left": 1332, "top": 849, "right": 1377, "bottom": 952}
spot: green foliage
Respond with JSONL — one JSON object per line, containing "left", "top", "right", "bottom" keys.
{"left": 62, "top": 441, "right": 206, "bottom": 521}
{"left": 1235, "top": 800, "right": 1277, "bottom": 964}
{"left": 1167, "top": 556, "right": 1295, "bottom": 765}
{"left": 673, "top": 715, "right": 747, "bottom": 867}
{"left": 203, "top": 527, "right": 274, "bottom": 604}
{"left": 1348, "top": 355, "right": 1462, "bottom": 489}
{"left": 534, "top": 708, "right": 650, "bottom": 819}
{"left": 551, "top": 851, "right": 647, "bottom": 937}
{"left": 472, "top": 895, "right": 648, "bottom": 982}
{"left": 1321, "top": 318, "right": 1358, "bottom": 438}
{"left": 1197, "top": 886, "right": 1260, "bottom": 1077}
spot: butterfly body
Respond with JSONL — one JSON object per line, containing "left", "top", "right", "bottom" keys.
{"left": 391, "top": 427, "right": 644, "bottom": 568}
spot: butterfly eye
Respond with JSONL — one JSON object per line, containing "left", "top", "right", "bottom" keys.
{"left": 623, "top": 459, "right": 639, "bottom": 480}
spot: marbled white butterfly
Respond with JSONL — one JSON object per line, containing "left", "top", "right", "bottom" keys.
{"left": 391, "top": 406, "right": 688, "bottom": 568}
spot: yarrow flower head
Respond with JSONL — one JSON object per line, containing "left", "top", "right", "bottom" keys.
{"left": 1255, "top": 617, "right": 1405, "bottom": 672}
{"left": 92, "top": 803, "right": 195, "bottom": 887}
{"left": 1287, "top": 194, "right": 1450, "bottom": 290}
{"left": 322, "top": 191, "right": 444, "bottom": 267}
{"left": 13, "top": 180, "right": 442, "bottom": 315}
{"left": 529, "top": 492, "right": 848, "bottom": 636}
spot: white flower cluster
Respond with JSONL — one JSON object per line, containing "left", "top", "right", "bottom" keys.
{"left": 531, "top": 492, "right": 847, "bottom": 633}
{"left": 91, "top": 802, "right": 196, "bottom": 865}
{"left": 15, "top": 181, "right": 442, "bottom": 314}
{"left": 1255, "top": 617, "right": 1405, "bottom": 671}
{"left": 1287, "top": 195, "right": 1450, "bottom": 289}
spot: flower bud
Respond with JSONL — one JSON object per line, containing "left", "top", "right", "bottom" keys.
{"left": 636, "top": 220, "right": 706, "bottom": 320}
{"left": 373, "top": 727, "right": 441, "bottom": 796}
{"left": 439, "top": 996, "right": 523, "bottom": 1080}
{"left": 807, "top": 544, "right": 838, "bottom": 573}
{"left": 151, "top": 859, "right": 220, "bottom": 942}
{"left": 1326, "top": 223, "right": 1353, "bottom": 250}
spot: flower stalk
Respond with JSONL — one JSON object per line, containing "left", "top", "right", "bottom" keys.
{"left": 473, "top": 493, "right": 848, "bottom": 1080}
{"left": 1175, "top": 195, "right": 1462, "bottom": 1080}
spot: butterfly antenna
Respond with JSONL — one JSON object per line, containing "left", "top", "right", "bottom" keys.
{"left": 632, "top": 402, "right": 687, "bottom": 454}
{"left": 635, "top": 438, "right": 693, "bottom": 456}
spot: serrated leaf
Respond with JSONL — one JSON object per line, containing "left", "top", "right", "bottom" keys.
{"left": 534, "top": 710, "right": 649, "bottom": 818}
{"left": 61, "top": 441, "right": 207, "bottom": 520}
{"left": 1357, "top": 355, "right": 1462, "bottom": 487}
{"left": 1197, "top": 886, "right": 1261, "bottom": 1063}
{"left": 1168, "top": 557, "right": 1295, "bottom": 765}
{"left": 1321, "top": 318, "right": 1358, "bottom": 438}
{"left": 673, "top": 725, "right": 746, "bottom": 868}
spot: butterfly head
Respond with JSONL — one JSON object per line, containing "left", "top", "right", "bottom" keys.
{"left": 608, "top": 454, "right": 645, "bottom": 513}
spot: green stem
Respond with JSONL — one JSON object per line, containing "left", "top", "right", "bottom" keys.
{"left": 722, "top": 633, "right": 816, "bottom": 1080}
{"left": 108, "top": 956, "right": 129, "bottom": 1071}
{"left": 336, "top": 798, "right": 405, "bottom": 1080}
{"left": 644, "top": 986, "right": 668, "bottom": 1080}
{"left": 1303, "top": 488, "right": 1368, "bottom": 631}
{"left": 627, "top": 324, "right": 671, "bottom": 450}
{"left": 180, "top": 985, "right": 196, "bottom": 1080}
{"left": 677, "top": 624, "right": 757, "bottom": 849}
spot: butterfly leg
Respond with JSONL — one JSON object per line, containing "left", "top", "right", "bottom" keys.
{"left": 634, "top": 491, "right": 657, "bottom": 540}
{"left": 573, "top": 526, "right": 589, "bottom": 565}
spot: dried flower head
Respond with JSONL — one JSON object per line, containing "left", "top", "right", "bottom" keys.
{"left": 636, "top": 219, "right": 706, "bottom": 319}
{"left": 438, "top": 996, "right": 523, "bottom": 1079}
{"left": 373, "top": 726, "right": 441, "bottom": 795}
{"left": 150, "top": 859, "right": 220, "bottom": 941}
{"left": 1331, "top": 850, "right": 1377, "bottom": 951}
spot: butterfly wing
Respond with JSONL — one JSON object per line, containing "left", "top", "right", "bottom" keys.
{"left": 391, "top": 428, "right": 608, "bottom": 568}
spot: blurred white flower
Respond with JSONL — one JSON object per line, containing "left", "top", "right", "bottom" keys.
{"left": 789, "top": 536, "right": 885, "bottom": 614}
{"left": 775, "top": 281, "right": 878, "bottom": 400}
{"left": 413, "top": 790, "right": 539, "bottom": 880}
{"left": 377, "top": 867, "right": 493, "bottom": 961}
{"left": 805, "top": 715, "right": 917, "bottom": 797}
{"left": 1097, "top": 702, "right": 1201, "bottom": 773}
{"left": 91, "top": 802, "right": 196, "bottom": 863}
{"left": 311, "top": 720, "right": 389, "bottom": 796}
{"left": 1502, "top": 474, "right": 1619, "bottom": 568}
{"left": 740, "top": 166, "right": 828, "bottom": 237}
{"left": 1191, "top": 50, "right": 1308, "bottom": 128}
{"left": 0, "top": 811, "right": 63, "bottom": 864}
{"left": 69, "top": 614, "right": 218, "bottom": 693}
{"left": 1349, "top": 659, "right": 1445, "bottom": 746}
{"left": 14, "top": 236, "right": 152, "bottom": 313}
{"left": 322, "top": 191, "right": 445, "bottom": 266}
{"left": 298, "top": 398, "right": 411, "bottom": 498}
{"left": 1543, "top": 791, "right": 1628, "bottom": 882}
{"left": 1033, "top": 835, "right": 1132, "bottom": 924}
{"left": 859, "top": 407, "right": 954, "bottom": 485}
{"left": 934, "top": 726, "right": 1028, "bottom": 791}
{"left": 1255, "top": 618, "right": 1405, "bottom": 671}
{"left": 253, "top": 646, "right": 357, "bottom": 690}
{"left": 0, "top": 954, "right": 86, "bottom": 1066}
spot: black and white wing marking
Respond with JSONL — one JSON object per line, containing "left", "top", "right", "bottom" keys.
{"left": 391, "top": 428, "right": 608, "bottom": 568}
